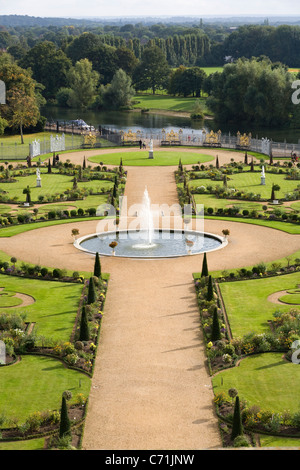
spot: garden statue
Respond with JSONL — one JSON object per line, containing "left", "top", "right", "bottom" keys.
{"left": 148, "top": 139, "right": 154, "bottom": 159}
{"left": 36, "top": 169, "right": 41, "bottom": 187}
{"left": 260, "top": 165, "right": 265, "bottom": 185}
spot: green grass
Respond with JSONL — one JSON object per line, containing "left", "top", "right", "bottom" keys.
{"left": 0, "top": 171, "right": 113, "bottom": 203}
{"left": 202, "top": 67, "right": 223, "bottom": 75}
{"left": 189, "top": 169, "right": 300, "bottom": 199}
{"left": 279, "top": 291, "right": 300, "bottom": 304}
{"left": 194, "top": 193, "right": 264, "bottom": 212}
{"left": 259, "top": 435, "right": 300, "bottom": 447}
{"left": 88, "top": 150, "right": 214, "bottom": 167}
{"left": 0, "top": 438, "right": 46, "bottom": 450}
{"left": 0, "top": 132, "right": 82, "bottom": 148}
{"left": 133, "top": 94, "right": 200, "bottom": 113}
{"left": 0, "top": 274, "right": 83, "bottom": 342}
{"left": 212, "top": 352, "right": 300, "bottom": 414}
{"left": 0, "top": 288, "right": 23, "bottom": 307}
{"left": 203, "top": 215, "right": 300, "bottom": 234}
{"left": 0, "top": 355, "right": 90, "bottom": 423}
{"left": 219, "top": 272, "right": 300, "bottom": 337}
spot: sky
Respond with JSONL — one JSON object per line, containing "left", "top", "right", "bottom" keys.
{"left": 0, "top": 0, "right": 300, "bottom": 19}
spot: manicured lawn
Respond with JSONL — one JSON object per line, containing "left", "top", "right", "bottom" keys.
{"left": 212, "top": 352, "right": 300, "bottom": 414}
{"left": 0, "top": 171, "right": 113, "bottom": 203}
{"left": 0, "top": 215, "right": 102, "bottom": 237}
{"left": 202, "top": 67, "right": 223, "bottom": 75}
{"left": 0, "top": 132, "right": 82, "bottom": 148}
{"left": 88, "top": 150, "right": 214, "bottom": 167}
{"left": 194, "top": 193, "right": 264, "bottom": 212}
{"left": 0, "top": 438, "right": 46, "bottom": 450}
{"left": 219, "top": 272, "right": 300, "bottom": 337}
{"left": 0, "top": 274, "right": 83, "bottom": 342}
{"left": 189, "top": 169, "right": 300, "bottom": 199}
{"left": 203, "top": 215, "right": 300, "bottom": 234}
{"left": 133, "top": 94, "right": 200, "bottom": 113}
{"left": 0, "top": 288, "right": 23, "bottom": 307}
{"left": 259, "top": 435, "right": 300, "bottom": 447}
{"left": 0, "top": 355, "right": 90, "bottom": 423}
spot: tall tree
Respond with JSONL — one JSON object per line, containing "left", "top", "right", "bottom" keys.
{"left": 8, "top": 88, "right": 39, "bottom": 143}
{"left": 102, "top": 68, "right": 135, "bottom": 109}
{"left": 59, "top": 395, "right": 71, "bottom": 438}
{"left": 133, "top": 45, "right": 170, "bottom": 94}
{"left": 19, "top": 40, "right": 71, "bottom": 99}
{"left": 66, "top": 58, "right": 99, "bottom": 109}
{"left": 0, "top": 53, "right": 44, "bottom": 141}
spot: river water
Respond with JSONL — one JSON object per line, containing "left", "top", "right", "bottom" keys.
{"left": 42, "top": 106, "right": 300, "bottom": 144}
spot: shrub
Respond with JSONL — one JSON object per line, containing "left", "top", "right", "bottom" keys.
{"left": 79, "top": 306, "right": 90, "bottom": 341}
{"left": 40, "top": 267, "right": 49, "bottom": 277}
{"left": 53, "top": 268, "right": 63, "bottom": 279}
{"left": 59, "top": 395, "right": 71, "bottom": 438}
{"left": 47, "top": 211, "right": 56, "bottom": 220}
{"left": 233, "top": 435, "right": 251, "bottom": 447}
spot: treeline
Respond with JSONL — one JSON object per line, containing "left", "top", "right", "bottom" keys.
{"left": 2, "top": 22, "right": 300, "bottom": 67}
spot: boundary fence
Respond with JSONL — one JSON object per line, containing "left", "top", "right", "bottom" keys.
{"left": 1, "top": 124, "right": 300, "bottom": 160}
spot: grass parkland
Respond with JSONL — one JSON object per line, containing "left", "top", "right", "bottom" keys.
{"left": 0, "top": 137, "right": 299, "bottom": 449}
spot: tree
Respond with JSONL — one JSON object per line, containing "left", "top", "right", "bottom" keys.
{"left": 115, "top": 47, "right": 138, "bottom": 76}
{"left": 206, "top": 57, "right": 293, "bottom": 126}
{"left": 8, "top": 89, "right": 40, "bottom": 144}
{"left": 94, "top": 252, "right": 101, "bottom": 278}
{"left": 0, "top": 54, "right": 44, "bottom": 142}
{"left": 231, "top": 395, "right": 243, "bottom": 441}
{"left": 23, "top": 186, "right": 31, "bottom": 204}
{"left": 206, "top": 275, "right": 213, "bottom": 301}
{"left": 66, "top": 59, "right": 99, "bottom": 110}
{"left": 87, "top": 277, "right": 96, "bottom": 304}
{"left": 211, "top": 307, "right": 221, "bottom": 341}
{"left": 59, "top": 395, "right": 71, "bottom": 438}
{"left": 102, "top": 69, "right": 135, "bottom": 109}
{"left": 133, "top": 45, "right": 170, "bottom": 94}
{"left": 19, "top": 41, "right": 71, "bottom": 99}
{"left": 79, "top": 306, "right": 90, "bottom": 341}
{"left": 201, "top": 252, "right": 208, "bottom": 277}
{"left": 66, "top": 34, "right": 118, "bottom": 84}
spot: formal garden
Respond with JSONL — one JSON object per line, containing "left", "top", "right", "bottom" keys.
{"left": 186, "top": 151, "right": 300, "bottom": 447}
{"left": 0, "top": 143, "right": 299, "bottom": 449}
{"left": 0, "top": 153, "right": 125, "bottom": 449}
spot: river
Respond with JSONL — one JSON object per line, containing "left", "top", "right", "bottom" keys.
{"left": 42, "top": 106, "right": 300, "bottom": 144}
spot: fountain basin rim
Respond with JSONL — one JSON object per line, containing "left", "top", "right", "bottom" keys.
{"left": 74, "top": 228, "right": 227, "bottom": 259}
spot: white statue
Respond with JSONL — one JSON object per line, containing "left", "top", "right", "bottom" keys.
{"left": 36, "top": 168, "right": 40, "bottom": 179}
{"left": 149, "top": 139, "right": 153, "bottom": 151}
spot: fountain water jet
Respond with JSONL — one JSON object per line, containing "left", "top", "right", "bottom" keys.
{"left": 139, "top": 186, "right": 155, "bottom": 246}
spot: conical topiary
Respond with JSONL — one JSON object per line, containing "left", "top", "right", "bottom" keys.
{"left": 59, "top": 395, "right": 71, "bottom": 438}
{"left": 79, "top": 306, "right": 90, "bottom": 341}
{"left": 206, "top": 275, "right": 213, "bottom": 301}
{"left": 211, "top": 307, "right": 221, "bottom": 341}
{"left": 201, "top": 252, "right": 208, "bottom": 277}
{"left": 87, "top": 277, "right": 96, "bottom": 304}
{"left": 231, "top": 395, "right": 243, "bottom": 441}
{"left": 94, "top": 252, "right": 101, "bottom": 278}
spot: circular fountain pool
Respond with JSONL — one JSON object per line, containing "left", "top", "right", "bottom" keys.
{"left": 75, "top": 229, "right": 226, "bottom": 259}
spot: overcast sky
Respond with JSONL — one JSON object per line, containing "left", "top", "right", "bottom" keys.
{"left": 0, "top": 0, "right": 300, "bottom": 19}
